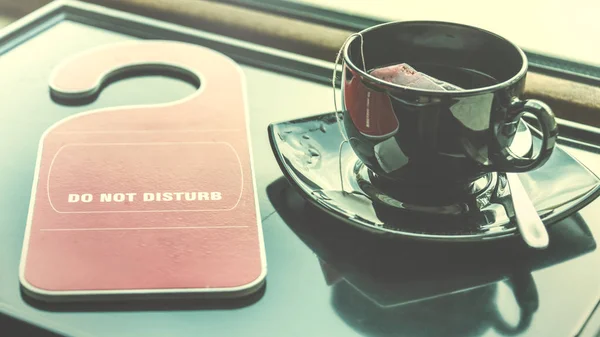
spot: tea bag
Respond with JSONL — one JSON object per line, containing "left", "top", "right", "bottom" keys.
{"left": 371, "top": 63, "right": 491, "bottom": 131}
{"left": 370, "top": 63, "right": 463, "bottom": 91}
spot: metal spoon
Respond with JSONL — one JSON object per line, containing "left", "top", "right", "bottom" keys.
{"left": 506, "top": 172, "right": 549, "bottom": 249}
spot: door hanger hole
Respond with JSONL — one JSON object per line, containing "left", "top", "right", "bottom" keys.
{"left": 51, "top": 64, "right": 201, "bottom": 106}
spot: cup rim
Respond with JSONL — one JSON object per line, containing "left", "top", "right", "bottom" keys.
{"left": 342, "top": 20, "right": 529, "bottom": 96}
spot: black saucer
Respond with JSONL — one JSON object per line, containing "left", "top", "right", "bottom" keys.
{"left": 268, "top": 112, "right": 600, "bottom": 242}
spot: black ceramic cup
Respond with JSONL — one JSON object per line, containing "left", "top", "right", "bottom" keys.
{"left": 341, "top": 21, "right": 558, "bottom": 186}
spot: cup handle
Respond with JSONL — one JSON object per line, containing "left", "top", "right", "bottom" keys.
{"left": 486, "top": 99, "right": 558, "bottom": 172}
{"left": 491, "top": 272, "right": 539, "bottom": 335}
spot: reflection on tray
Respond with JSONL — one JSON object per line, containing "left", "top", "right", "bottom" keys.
{"left": 267, "top": 177, "right": 597, "bottom": 337}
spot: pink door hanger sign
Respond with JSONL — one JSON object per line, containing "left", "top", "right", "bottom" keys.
{"left": 19, "top": 40, "right": 266, "bottom": 301}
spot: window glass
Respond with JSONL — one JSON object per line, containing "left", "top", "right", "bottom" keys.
{"left": 284, "top": 0, "right": 600, "bottom": 68}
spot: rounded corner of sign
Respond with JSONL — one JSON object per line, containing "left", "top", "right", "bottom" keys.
{"left": 19, "top": 273, "right": 64, "bottom": 303}
{"left": 226, "top": 55, "right": 247, "bottom": 80}
{"left": 228, "top": 266, "right": 268, "bottom": 298}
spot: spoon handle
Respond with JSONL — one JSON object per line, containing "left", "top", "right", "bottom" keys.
{"left": 506, "top": 173, "right": 549, "bottom": 249}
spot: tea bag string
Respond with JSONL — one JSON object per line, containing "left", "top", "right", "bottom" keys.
{"left": 332, "top": 32, "right": 365, "bottom": 193}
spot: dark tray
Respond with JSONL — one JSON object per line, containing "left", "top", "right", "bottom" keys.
{"left": 1, "top": 1, "right": 600, "bottom": 336}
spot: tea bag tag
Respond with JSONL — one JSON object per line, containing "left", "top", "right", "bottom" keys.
{"left": 344, "top": 76, "right": 400, "bottom": 138}
{"left": 20, "top": 41, "right": 266, "bottom": 301}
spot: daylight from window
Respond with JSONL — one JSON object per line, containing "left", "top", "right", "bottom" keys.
{"left": 287, "top": 0, "right": 599, "bottom": 67}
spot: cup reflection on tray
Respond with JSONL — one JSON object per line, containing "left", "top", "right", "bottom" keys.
{"left": 267, "top": 177, "right": 596, "bottom": 337}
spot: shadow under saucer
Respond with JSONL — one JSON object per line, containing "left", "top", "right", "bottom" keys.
{"left": 266, "top": 177, "right": 597, "bottom": 337}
